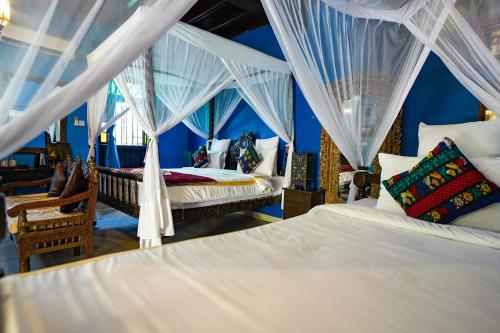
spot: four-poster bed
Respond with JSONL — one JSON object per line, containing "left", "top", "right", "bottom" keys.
{"left": 87, "top": 20, "right": 293, "bottom": 227}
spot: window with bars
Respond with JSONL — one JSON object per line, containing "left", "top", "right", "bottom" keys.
{"left": 100, "top": 101, "right": 148, "bottom": 146}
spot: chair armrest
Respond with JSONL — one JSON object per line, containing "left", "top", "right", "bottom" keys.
{"left": 7, "top": 189, "right": 95, "bottom": 218}
{"left": 0, "top": 178, "right": 52, "bottom": 192}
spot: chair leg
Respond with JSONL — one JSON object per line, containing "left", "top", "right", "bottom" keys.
{"left": 19, "top": 256, "right": 30, "bottom": 273}
{"left": 73, "top": 246, "right": 81, "bottom": 256}
{"left": 85, "top": 236, "right": 93, "bottom": 258}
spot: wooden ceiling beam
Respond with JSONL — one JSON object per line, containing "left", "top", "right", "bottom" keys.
{"left": 207, "top": 12, "right": 248, "bottom": 34}
{"left": 224, "top": 0, "right": 267, "bottom": 20}
{"left": 185, "top": 1, "right": 228, "bottom": 25}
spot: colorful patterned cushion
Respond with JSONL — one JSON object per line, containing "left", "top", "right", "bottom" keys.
{"left": 192, "top": 145, "right": 209, "bottom": 168}
{"left": 382, "top": 138, "right": 500, "bottom": 224}
{"left": 238, "top": 144, "right": 262, "bottom": 174}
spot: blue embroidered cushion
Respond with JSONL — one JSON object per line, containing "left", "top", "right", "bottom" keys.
{"left": 238, "top": 144, "right": 262, "bottom": 174}
{"left": 192, "top": 145, "right": 209, "bottom": 168}
{"left": 382, "top": 138, "right": 500, "bottom": 224}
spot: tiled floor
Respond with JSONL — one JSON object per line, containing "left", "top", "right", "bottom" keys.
{"left": 0, "top": 202, "right": 270, "bottom": 276}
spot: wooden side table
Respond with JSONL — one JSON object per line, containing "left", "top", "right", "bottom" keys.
{"left": 283, "top": 188, "right": 325, "bottom": 219}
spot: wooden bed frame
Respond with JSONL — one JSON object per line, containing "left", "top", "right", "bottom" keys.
{"left": 96, "top": 165, "right": 281, "bottom": 220}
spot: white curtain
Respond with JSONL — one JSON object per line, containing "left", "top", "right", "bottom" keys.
{"left": 183, "top": 87, "right": 243, "bottom": 139}
{"left": 113, "top": 21, "right": 294, "bottom": 246}
{"left": 213, "top": 88, "right": 243, "bottom": 136}
{"left": 116, "top": 35, "right": 232, "bottom": 246}
{"left": 405, "top": 0, "right": 500, "bottom": 115}
{"left": 0, "top": 0, "right": 197, "bottom": 159}
{"left": 86, "top": 84, "right": 109, "bottom": 161}
{"left": 262, "top": 0, "right": 431, "bottom": 201}
{"left": 223, "top": 61, "right": 295, "bottom": 188}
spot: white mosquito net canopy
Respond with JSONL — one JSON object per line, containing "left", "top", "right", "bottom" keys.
{"left": 88, "top": 20, "right": 293, "bottom": 247}
{"left": 261, "top": 0, "right": 499, "bottom": 201}
{"left": 0, "top": 0, "right": 197, "bottom": 159}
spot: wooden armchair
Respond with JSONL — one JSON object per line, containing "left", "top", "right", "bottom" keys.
{"left": 0, "top": 161, "right": 99, "bottom": 273}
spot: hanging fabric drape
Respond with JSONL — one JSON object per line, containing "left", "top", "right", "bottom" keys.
{"left": 110, "top": 21, "right": 293, "bottom": 247}
{"left": 115, "top": 39, "right": 233, "bottom": 247}
{"left": 213, "top": 88, "right": 243, "bottom": 135}
{"left": 262, "top": 0, "right": 428, "bottom": 201}
{"left": 45, "top": 122, "right": 60, "bottom": 143}
{"left": 404, "top": 0, "right": 500, "bottom": 115}
{"left": 223, "top": 61, "right": 295, "bottom": 187}
{"left": 0, "top": 0, "right": 197, "bottom": 159}
{"left": 183, "top": 87, "right": 243, "bottom": 139}
{"left": 86, "top": 84, "right": 109, "bottom": 161}
{"left": 105, "top": 125, "right": 121, "bottom": 169}
{"left": 86, "top": 81, "right": 129, "bottom": 161}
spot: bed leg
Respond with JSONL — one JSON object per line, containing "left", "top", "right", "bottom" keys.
{"left": 73, "top": 246, "right": 81, "bottom": 256}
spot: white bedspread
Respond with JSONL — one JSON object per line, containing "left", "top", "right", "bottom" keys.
{"left": 2, "top": 204, "right": 500, "bottom": 333}
{"left": 132, "top": 168, "right": 276, "bottom": 206}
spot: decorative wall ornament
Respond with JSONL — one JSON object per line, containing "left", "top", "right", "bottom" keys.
{"left": 320, "top": 108, "right": 403, "bottom": 203}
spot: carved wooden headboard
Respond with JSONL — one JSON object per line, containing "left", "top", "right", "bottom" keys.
{"left": 320, "top": 109, "right": 404, "bottom": 203}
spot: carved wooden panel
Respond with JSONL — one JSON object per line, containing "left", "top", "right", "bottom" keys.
{"left": 320, "top": 109, "right": 403, "bottom": 203}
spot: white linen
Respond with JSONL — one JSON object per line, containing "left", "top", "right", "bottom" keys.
{"left": 164, "top": 169, "right": 273, "bottom": 206}
{"left": 418, "top": 120, "right": 500, "bottom": 157}
{"left": 3, "top": 204, "right": 500, "bottom": 333}
{"left": 207, "top": 151, "right": 226, "bottom": 169}
{"left": 247, "top": 136, "right": 278, "bottom": 177}
{"left": 255, "top": 136, "right": 279, "bottom": 176}
{"left": 171, "top": 175, "right": 284, "bottom": 209}
{"left": 126, "top": 168, "right": 275, "bottom": 206}
{"left": 209, "top": 138, "right": 231, "bottom": 154}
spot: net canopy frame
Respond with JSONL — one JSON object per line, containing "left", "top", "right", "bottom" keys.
{"left": 89, "top": 19, "right": 294, "bottom": 247}
{"left": 261, "top": 0, "right": 499, "bottom": 201}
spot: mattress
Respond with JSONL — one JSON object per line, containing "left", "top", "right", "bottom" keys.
{"left": 2, "top": 204, "right": 500, "bottom": 333}
{"left": 110, "top": 168, "right": 281, "bottom": 208}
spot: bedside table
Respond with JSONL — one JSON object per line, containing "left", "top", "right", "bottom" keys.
{"left": 283, "top": 188, "right": 325, "bottom": 219}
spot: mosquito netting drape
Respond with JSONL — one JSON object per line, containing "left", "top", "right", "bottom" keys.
{"left": 106, "top": 21, "right": 293, "bottom": 247}
{"left": 0, "top": 0, "right": 197, "bottom": 160}
{"left": 262, "top": 0, "right": 500, "bottom": 200}
{"left": 183, "top": 87, "right": 243, "bottom": 139}
{"left": 405, "top": 0, "right": 499, "bottom": 115}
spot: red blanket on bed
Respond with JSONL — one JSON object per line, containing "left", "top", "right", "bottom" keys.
{"left": 120, "top": 169, "right": 216, "bottom": 186}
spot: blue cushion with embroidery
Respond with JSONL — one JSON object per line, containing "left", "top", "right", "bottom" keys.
{"left": 238, "top": 144, "right": 262, "bottom": 174}
{"left": 192, "top": 145, "right": 209, "bottom": 168}
{"left": 383, "top": 138, "right": 500, "bottom": 224}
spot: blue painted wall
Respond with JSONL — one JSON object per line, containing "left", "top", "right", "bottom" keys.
{"left": 159, "top": 123, "right": 189, "bottom": 168}
{"left": 401, "top": 52, "right": 479, "bottom": 155}
{"left": 66, "top": 103, "right": 89, "bottom": 160}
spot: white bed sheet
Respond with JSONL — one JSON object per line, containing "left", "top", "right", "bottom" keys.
{"left": 2, "top": 204, "right": 500, "bottom": 333}
{"left": 112, "top": 168, "right": 280, "bottom": 207}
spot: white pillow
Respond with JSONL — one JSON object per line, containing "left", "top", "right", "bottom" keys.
{"left": 253, "top": 148, "right": 276, "bottom": 176}
{"left": 375, "top": 153, "right": 420, "bottom": 214}
{"left": 376, "top": 154, "right": 500, "bottom": 232}
{"left": 208, "top": 138, "right": 230, "bottom": 154}
{"left": 208, "top": 138, "right": 231, "bottom": 168}
{"left": 255, "top": 136, "right": 279, "bottom": 175}
{"left": 206, "top": 151, "right": 226, "bottom": 169}
{"left": 417, "top": 120, "right": 500, "bottom": 157}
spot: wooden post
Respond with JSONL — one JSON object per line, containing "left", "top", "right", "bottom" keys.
{"left": 208, "top": 98, "right": 215, "bottom": 149}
